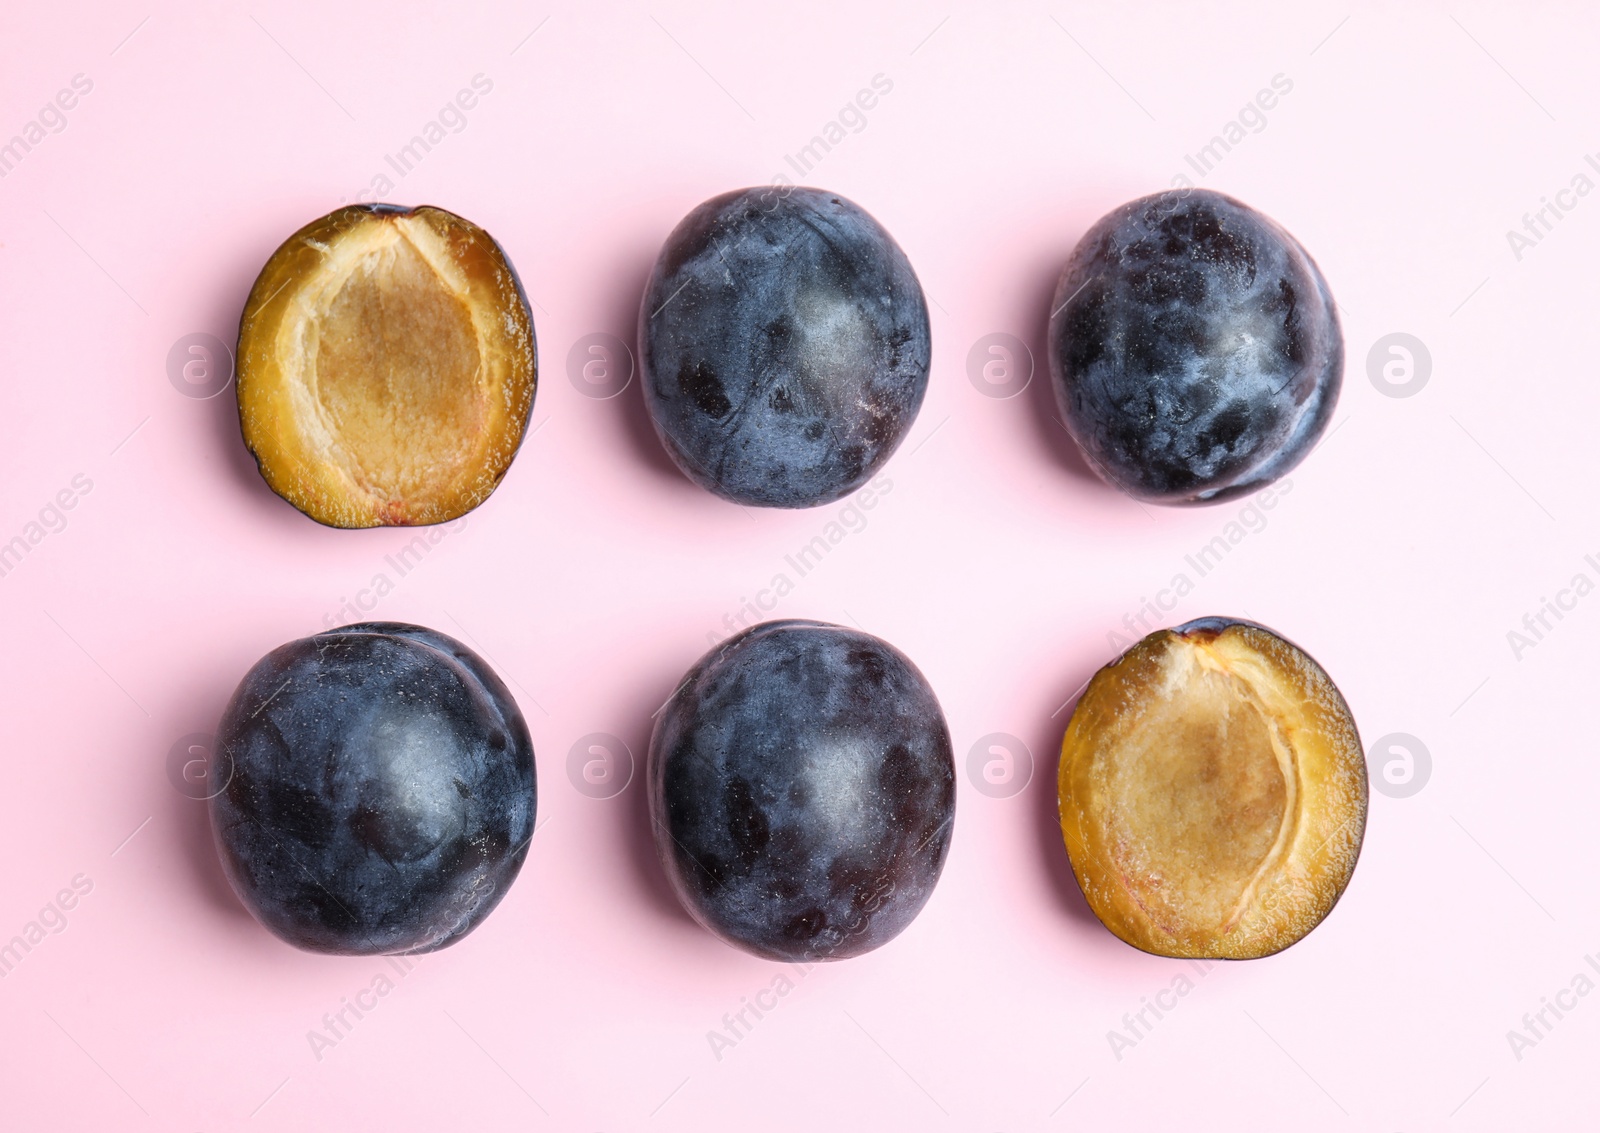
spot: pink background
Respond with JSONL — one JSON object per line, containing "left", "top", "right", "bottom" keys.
{"left": 1, "top": 1, "right": 1595, "bottom": 1128}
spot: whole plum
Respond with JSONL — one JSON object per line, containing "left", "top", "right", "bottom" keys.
{"left": 649, "top": 620, "right": 955, "bottom": 961}
{"left": 210, "top": 623, "right": 536, "bottom": 955}
{"left": 1048, "top": 189, "right": 1342, "bottom": 504}
{"left": 639, "top": 187, "right": 931, "bottom": 508}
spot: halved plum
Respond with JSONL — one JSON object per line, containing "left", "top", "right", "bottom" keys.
{"left": 236, "top": 204, "right": 536, "bottom": 528}
{"left": 1057, "top": 617, "right": 1366, "bottom": 959}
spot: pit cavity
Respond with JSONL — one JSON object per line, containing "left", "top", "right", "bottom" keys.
{"left": 1100, "top": 635, "right": 1299, "bottom": 938}
{"left": 310, "top": 221, "right": 486, "bottom": 500}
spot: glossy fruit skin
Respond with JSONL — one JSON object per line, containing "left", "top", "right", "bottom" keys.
{"left": 649, "top": 620, "right": 954, "bottom": 961}
{"left": 639, "top": 187, "right": 931, "bottom": 508}
{"left": 210, "top": 623, "right": 536, "bottom": 955}
{"left": 1048, "top": 189, "right": 1342, "bottom": 505}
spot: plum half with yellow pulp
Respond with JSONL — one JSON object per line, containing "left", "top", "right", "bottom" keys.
{"left": 237, "top": 204, "right": 536, "bottom": 528}
{"left": 1058, "top": 617, "right": 1366, "bottom": 959}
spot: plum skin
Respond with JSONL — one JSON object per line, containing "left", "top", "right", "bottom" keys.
{"left": 1048, "top": 189, "right": 1342, "bottom": 505}
{"left": 649, "top": 620, "right": 955, "bottom": 961}
{"left": 638, "top": 187, "right": 931, "bottom": 508}
{"left": 210, "top": 623, "right": 536, "bottom": 955}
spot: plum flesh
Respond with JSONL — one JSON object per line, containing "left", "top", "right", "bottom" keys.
{"left": 210, "top": 623, "right": 536, "bottom": 955}
{"left": 237, "top": 204, "right": 537, "bottom": 528}
{"left": 638, "top": 187, "right": 931, "bottom": 508}
{"left": 1058, "top": 617, "right": 1366, "bottom": 959}
{"left": 649, "top": 620, "right": 954, "bottom": 960}
{"left": 1048, "top": 190, "right": 1342, "bottom": 504}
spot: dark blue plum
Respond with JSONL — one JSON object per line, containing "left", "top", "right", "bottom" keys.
{"left": 648, "top": 620, "right": 954, "bottom": 961}
{"left": 1048, "top": 189, "right": 1342, "bottom": 504}
{"left": 638, "top": 187, "right": 931, "bottom": 508}
{"left": 210, "top": 623, "right": 536, "bottom": 955}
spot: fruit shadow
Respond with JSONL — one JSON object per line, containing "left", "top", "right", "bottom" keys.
{"left": 609, "top": 665, "right": 703, "bottom": 932}
{"left": 1018, "top": 234, "right": 1113, "bottom": 492}
{"left": 166, "top": 776, "right": 253, "bottom": 924}
{"left": 159, "top": 660, "right": 256, "bottom": 926}
{"left": 595, "top": 242, "right": 702, "bottom": 494}
{"left": 192, "top": 247, "right": 311, "bottom": 532}
{"left": 1031, "top": 662, "right": 1107, "bottom": 932}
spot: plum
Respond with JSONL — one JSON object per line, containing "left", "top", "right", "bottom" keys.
{"left": 210, "top": 623, "right": 536, "bottom": 955}
{"left": 237, "top": 204, "right": 537, "bottom": 528}
{"left": 1057, "top": 617, "right": 1366, "bottom": 959}
{"left": 638, "top": 187, "right": 931, "bottom": 507}
{"left": 1048, "top": 189, "right": 1341, "bottom": 504}
{"left": 649, "top": 620, "right": 954, "bottom": 960}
